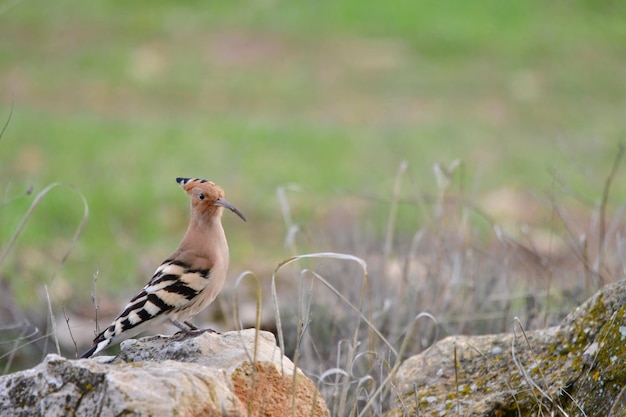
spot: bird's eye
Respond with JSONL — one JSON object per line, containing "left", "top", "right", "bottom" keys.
{"left": 199, "top": 193, "right": 205, "bottom": 200}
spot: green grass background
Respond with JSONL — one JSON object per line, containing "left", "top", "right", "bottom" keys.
{"left": 1, "top": 0, "right": 626, "bottom": 305}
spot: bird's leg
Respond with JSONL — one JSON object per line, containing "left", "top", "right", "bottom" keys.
{"left": 184, "top": 320, "right": 198, "bottom": 330}
{"left": 170, "top": 319, "right": 219, "bottom": 340}
{"left": 171, "top": 320, "right": 192, "bottom": 333}
{"left": 181, "top": 319, "right": 221, "bottom": 335}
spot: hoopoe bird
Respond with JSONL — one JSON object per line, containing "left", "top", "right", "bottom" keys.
{"left": 79, "top": 178, "right": 246, "bottom": 358}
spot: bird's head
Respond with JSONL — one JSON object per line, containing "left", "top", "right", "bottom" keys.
{"left": 176, "top": 177, "right": 246, "bottom": 222}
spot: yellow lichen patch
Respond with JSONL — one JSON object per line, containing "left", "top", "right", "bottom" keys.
{"left": 387, "top": 282, "right": 626, "bottom": 416}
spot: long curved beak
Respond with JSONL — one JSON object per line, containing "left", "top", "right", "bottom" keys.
{"left": 215, "top": 198, "right": 247, "bottom": 222}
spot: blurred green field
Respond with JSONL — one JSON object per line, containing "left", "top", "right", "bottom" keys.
{"left": 1, "top": 0, "right": 626, "bottom": 310}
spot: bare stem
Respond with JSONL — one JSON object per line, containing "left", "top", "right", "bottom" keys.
{"left": 597, "top": 143, "right": 625, "bottom": 286}
{"left": 63, "top": 307, "right": 78, "bottom": 358}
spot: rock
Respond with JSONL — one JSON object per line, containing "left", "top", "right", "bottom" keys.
{"left": 0, "top": 329, "right": 329, "bottom": 417}
{"left": 388, "top": 280, "right": 626, "bottom": 416}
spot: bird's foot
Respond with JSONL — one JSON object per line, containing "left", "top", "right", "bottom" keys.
{"left": 170, "top": 320, "right": 220, "bottom": 340}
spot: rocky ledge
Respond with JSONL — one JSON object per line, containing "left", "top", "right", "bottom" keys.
{"left": 387, "top": 280, "right": 626, "bottom": 416}
{"left": 0, "top": 329, "right": 329, "bottom": 417}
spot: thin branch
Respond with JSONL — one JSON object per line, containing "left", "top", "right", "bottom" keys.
{"left": 63, "top": 307, "right": 78, "bottom": 358}
{"left": 44, "top": 285, "right": 61, "bottom": 356}
{"left": 91, "top": 270, "right": 100, "bottom": 336}
{"left": 2, "top": 322, "right": 36, "bottom": 374}
{"left": 0, "top": 182, "right": 61, "bottom": 266}
{"left": 597, "top": 143, "right": 625, "bottom": 285}
{"left": 0, "top": 96, "right": 14, "bottom": 141}
{"left": 454, "top": 343, "right": 460, "bottom": 415}
{"left": 383, "top": 160, "right": 408, "bottom": 265}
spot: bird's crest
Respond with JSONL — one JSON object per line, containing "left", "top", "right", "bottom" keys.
{"left": 177, "top": 177, "right": 222, "bottom": 199}
{"left": 176, "top": 177, "right": 246, "bottom": 221}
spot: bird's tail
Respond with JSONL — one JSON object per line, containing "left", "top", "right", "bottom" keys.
{"left": 79, "top": 337, "right": 111, "bottom": 359}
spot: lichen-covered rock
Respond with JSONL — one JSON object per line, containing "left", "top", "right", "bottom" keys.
{"left": 0, "top": 329, "right": 329, "bottom": 417}
{"left": 387, "top": 280, "right": 626, "bottom": 417}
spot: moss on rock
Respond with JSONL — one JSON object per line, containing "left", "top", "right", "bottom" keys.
{"left": 388, "top": 280, "right": 626, "bottom": 416}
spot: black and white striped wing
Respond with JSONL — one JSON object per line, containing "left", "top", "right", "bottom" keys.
{"left": 79, "top": 259, "right": 210, "bottom": 358}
